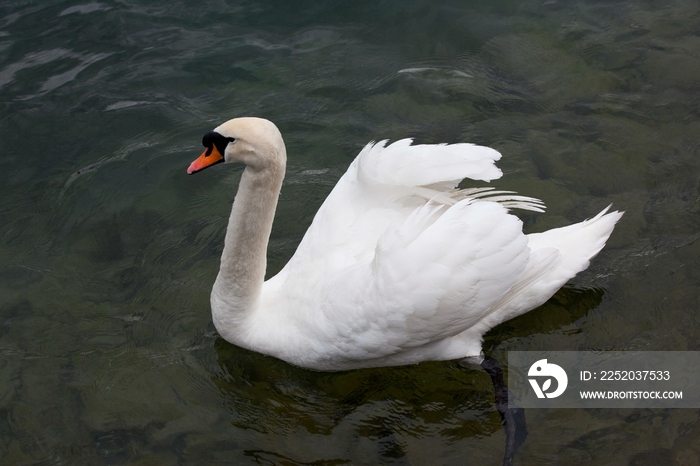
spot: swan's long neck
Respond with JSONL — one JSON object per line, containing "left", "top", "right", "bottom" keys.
{"left": 211, "top": 159, "right": 285, "bottom": 332}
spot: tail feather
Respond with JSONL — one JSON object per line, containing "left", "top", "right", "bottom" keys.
{"left": 474, "top": 206, "right": 623, "bottom": 330}
{"left": 527, "top": 205, "right": 624, "bottom": 277}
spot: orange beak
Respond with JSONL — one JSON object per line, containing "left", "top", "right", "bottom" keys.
{"left": 187, "top": 145, "right": 224, "bottom": 174}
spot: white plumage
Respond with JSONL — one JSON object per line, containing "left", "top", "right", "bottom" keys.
{"left": 188, "top": 117, "right": 622, "bottom": 371}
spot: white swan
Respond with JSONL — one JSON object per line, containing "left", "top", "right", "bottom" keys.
{"left": 187, "top": 117, "right": 622, "bottom": 371}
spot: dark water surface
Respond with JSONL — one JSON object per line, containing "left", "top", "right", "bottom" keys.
{"left": 1, "top": 0, "right": 699, "bottom": 464}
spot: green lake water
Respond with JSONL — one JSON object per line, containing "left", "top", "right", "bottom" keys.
{"left": 1, "top": 0, "right": 699, "bottom": 464}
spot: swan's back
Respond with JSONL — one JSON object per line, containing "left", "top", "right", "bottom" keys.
{"left": 250, "top": 139, "right": 622, "bottom": 370}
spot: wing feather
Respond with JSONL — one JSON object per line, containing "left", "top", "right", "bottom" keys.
{"left": 317, "top": 201, "right": 531, "bottom": 361}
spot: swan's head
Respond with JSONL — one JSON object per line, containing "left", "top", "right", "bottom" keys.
{"left": 187, "top": 117, "right": 286, "bottom": 174}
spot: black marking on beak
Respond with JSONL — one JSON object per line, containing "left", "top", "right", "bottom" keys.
{"left": 202, "top": 131, "right": 236, "bottom": 159}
